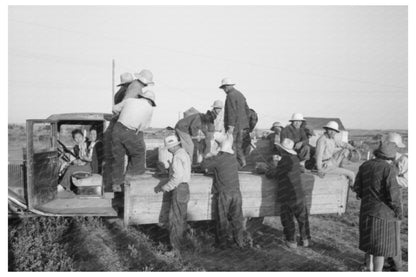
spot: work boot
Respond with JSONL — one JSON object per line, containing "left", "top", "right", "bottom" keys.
{"left": 301, "top": 239, "right": 310, "bottom": 248}
{"left": 285, "top": 240, "right": 298, "bottom": 249}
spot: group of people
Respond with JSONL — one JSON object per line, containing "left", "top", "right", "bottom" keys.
{"left": 95, "top": 69, "right": 407, "bottom": 270}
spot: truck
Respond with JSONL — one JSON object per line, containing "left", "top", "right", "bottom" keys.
{"left": 8, "top": 113, "right": 350, "bottom": 227}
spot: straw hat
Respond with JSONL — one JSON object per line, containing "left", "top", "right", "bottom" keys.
{"left": 289, "top": 113, "right": 305, "bottom": 122}
{"left": 323, "top": 121, "right": 340, "bottom": 133}
{"left": 219, "top": 78, "right": 235, "bottom": 89}
{"left": 219, "top": 134, "right": 234, "bottom": 154}
{"left": 134, "top": 69, "right": 154, "bottom": 85}
{"left": 164, "top": 135, "right": 180, "bottom": 149}
{"left": 211, "top": 100, "right": 224, "bottom": 109}
{"left": 375, "top": 141, "right": 397, "bottom": 160}
{"left": 277, "top": 138, "right": 297, "bottom": 155}
{"left": 270, "top": 121, "right": 283, "bottom": 131}
{"left": 117, "top": 72, "right": 134, "bottom": 87}
{"left": 386, "top": 132, "right": 405, "bottom": 148}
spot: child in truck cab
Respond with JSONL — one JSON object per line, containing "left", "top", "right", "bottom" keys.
{"left": 59, "top": 129, "right": 92, "bottom": 191}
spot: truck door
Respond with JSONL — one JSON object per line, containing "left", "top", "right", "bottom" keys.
{"left": 26, "top": 120, "right": 59, "bottom": 209}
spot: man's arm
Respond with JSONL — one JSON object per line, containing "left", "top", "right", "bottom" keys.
{"left": 396, "top": 155, "right": 408, "bottom": 188}
{"left": 385, "top": 166, "right": 403, "bottom": 220}
{"left": 201, "top": 156, "right": 218, "bottom": 173}
{"left": 112, "top": 100, "right": 125, "bottom": 115}
{"left": 315, "top": 137, "right": 325, "bottom": 171}
{"left": 162, "top": 155, "right": 185, "bottom": 192}
{"left": 224, "top": 95, "right": 237, "bottom": 131}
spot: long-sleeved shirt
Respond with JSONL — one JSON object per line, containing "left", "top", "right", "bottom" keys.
{"left": 395, "top": 152, "right": 408, "bottom": 188}
{"left": 113, "top": 98, "right": 154, "bottom": 131}
{"left": 280, "top": 124, "right": 308, "bottom": 145}
{"left": 315, "top": 133, "right": 353, "bottom": 170}
{"left": 175, "top": 112, "right": 213, "bottom": 137}
{"left": 224, "top": 87, "right": 250, "bottom": 130}
{"left": 353, "top": 158, "right": 402, "bottom": 221}
{"left": 124, "top": 80, "right": 144, "bottom": 99}
{"left": 213, "top": 108, "right": 225, "bottom": 132}
{"left": 162, "top": 148, "right": 191, "bottom": 191}
{"left": 201, "top": 151, "right": 240, "bottom": 193}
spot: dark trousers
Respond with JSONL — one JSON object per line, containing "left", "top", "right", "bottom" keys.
{"left": 169, "top": 183, "right": 190, "bottom": 250}
{"left": 296, "top": 144, "right": 310, "bottom": 162}
{"left": 232, "top": 128, "right": 246, "bottom": 167}
{"left": 280, "top": 201, "right": 311, "bottom": 242}
{"left": 103, "top": 118, "right": 117, "bottom": 192}
{"left": 111, "top": 122, "right": 146, "bottom": 186}
{"left": 214, "top": 190, "right": 244, "bottom": 246}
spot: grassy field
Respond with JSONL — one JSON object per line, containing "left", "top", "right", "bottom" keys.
{"left": 8, "top": 124, "right": 408, "bottom": 271}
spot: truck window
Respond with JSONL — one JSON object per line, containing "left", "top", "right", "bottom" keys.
{"left": 33, "top": 123, "right": 54, "bottom": 153}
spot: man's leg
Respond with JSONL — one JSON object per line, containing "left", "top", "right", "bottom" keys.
{"left": 325, "top": 165, "right": 356, "bottom": 187}
{"left": 215, "top": 192, "right": 231, "bottom": 247}
{"left": 294, "top": 202, "right": 311, "bottom": 243}
{"left": 111, "top": 123, "right": 127, "bottom": 187}
{"left": 169, "top": 183, "right": 189, "bottom": 250}
{"left": 124, "top": 131, "right": 146, "bottom": 176}
{"left": 228, "top": 190, "right": 245, "bottom": 246}
{"left": 176, "top": 129, "right": 194, "bottom": 163}
{"left": 233, "top": 128, "right": 246, "bottom": 167}
{"left": 296, "top": 144, "right": 310, "bottom": 162}
{"left": 280, "top": 203, "right": 296, "bottom": 243}
{"left": 332, "top": 149, "right": 350, "bottom": 167}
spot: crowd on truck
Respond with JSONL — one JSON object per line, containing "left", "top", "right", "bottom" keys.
{"left": 57, "top": 68, "right": 408, "bottom": 271}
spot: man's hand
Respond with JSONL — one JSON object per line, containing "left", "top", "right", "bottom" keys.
{"left": 294, "top": 142, "right": 303, "bottom": 150}
{"left": 154, "top": 185, "right": 164, "bottom": 193}
{"left": 317, "top": 170, "right": 325, "bottom": 178}
{"left": 227, "top": 126, "right": 235, "bottom": 134}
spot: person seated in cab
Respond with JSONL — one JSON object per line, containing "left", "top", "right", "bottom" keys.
{"left": 85, "top": 126, "right": 104, "bottom": 174}
{"left": 59, "top": 129, "right": 92, "bottom": 191}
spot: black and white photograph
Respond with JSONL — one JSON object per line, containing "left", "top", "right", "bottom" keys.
{"left": 5, "top": 2, "right": 411, "bottom": 272}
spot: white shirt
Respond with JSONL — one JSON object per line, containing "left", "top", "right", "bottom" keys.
{"left": 113, "top": 98, "right": 154, "bottom": 131}
{"left": 162, "top": 148, "right": 191, "bottom": 192}
{"left": 395, "top": 152, "right": 408, "bottom": 188}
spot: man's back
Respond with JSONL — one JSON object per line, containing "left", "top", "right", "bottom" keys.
{"left": 115, "top": 98, "right": 154, "bottom": 131}
{"left": 224, "top": 88, "right": 250, "bottom": 130}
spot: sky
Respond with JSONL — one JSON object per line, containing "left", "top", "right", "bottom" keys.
{"left": 8, "top": 5, "right": 408, "bottom": 129}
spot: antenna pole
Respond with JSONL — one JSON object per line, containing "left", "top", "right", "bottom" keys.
{"left": 112, "top": 59, "right": 115, "bottom": 108}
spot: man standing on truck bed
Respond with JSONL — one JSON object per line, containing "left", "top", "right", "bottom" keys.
{"left": 111, "top": 87, "right": 156, "bottom": 192}
{"left": 201, "top": 133, "right": 245, "bottom": 249}
{"left": 220, "top": 78, "right": 251, "bottom": 168}
{"left": 104, "top": 69, "right": 154, "bottom": 192}
{"left": 155, "top": 135, "right": 191, "bottom": 251}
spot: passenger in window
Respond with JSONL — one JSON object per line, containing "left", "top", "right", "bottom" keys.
{"left": 60, "top": 129, "right": 92, "bottom": 190}
{"left": 87, "top": 126, "right": 104, "bottom": 174}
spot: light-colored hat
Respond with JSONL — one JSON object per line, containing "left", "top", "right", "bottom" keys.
{"left": 277, "top": 138, "right": 297, "bottom": 155}
{"left": 219, "top": 78, "right": 235, "bottom": 89}
{"left": 213, "top": 131, "right": 227, "bottom": 144}
{"left": 270, "top": 121, "right": 283, "bottom": 130}
{"left": 211, "top": 100, "right": 224, "bottom": 109}
{"left": 117, "top": 72, "right": 134, "bottom": 87}
{"left": 289, "top": 113, "right": 305, "bottom": 122}
{"left": 134, "top": 69, "right": 154, "bottom": 86}
{"left": 219, "top": 134, "right": 234, "bottom": 154}
{"left": 164, "top": 135, "right": 180, "bottom": 149}
{"left": 386, "top": 132, "right": 405, "bottom": 148}
{"left": 375, "top": 141, "right": 397, "bottom": 160}
{"left": 323, "top": 121, "right": 340, "bottom": 133}
{"left": 139, "top": 90, "right": 156, "bottom": 107}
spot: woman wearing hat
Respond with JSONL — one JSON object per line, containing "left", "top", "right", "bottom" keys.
{"left": 352, "top": 142, "right": 402, "bottom": 271}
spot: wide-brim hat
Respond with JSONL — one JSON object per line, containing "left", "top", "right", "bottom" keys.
{"left": 117, "top": 72, "right": 134, "bottom": 87}
{"left": 323, "top": 121, "right": 340, "bottom": 133}
{"left": 219, "top": 78, "right": 235, "bottom": 89}
{"left": 270, "top": 122, "right": 283, "bottom": 131}
{"left": 134, "top": 69, "right": 155, "bottom": 86}
{"left": 276, "top": 138, "right": 297, "bottom": 155}
{"left": 387, "top": 132, "right": 405, "bottom": 148}
{"left": 140, "top": 90, "right": 156, "bottom": 107}
{"left": 374, "top": 141, "right": 397, "bottom": 160}
{"left": 289, "top": 113, "right": 305, "bottom": 122}
{"left": 164, "top": 135, "right": 180, "bottom": 149}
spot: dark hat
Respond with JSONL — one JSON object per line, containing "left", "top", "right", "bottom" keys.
{"left": 374, "top": 141, "right": 397, "bottom": 160}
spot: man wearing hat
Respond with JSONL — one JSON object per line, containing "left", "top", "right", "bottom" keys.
{"left": 267, "top": 121, "right": 284, "bottom": 153}
{"left": 155, "top": 135, "right": 191, "bottom": 251}
{"left": 220, "top": 78, "right": 251, "bottom": 168}
{"left": 266, "top": 138, "right": 311, "bottom": 248}
{"left": 103, "top": 70, "right": 154, "bottom": 192}
{"left": 314, "top": 121, "right": 355, "bottom": 186}
{"left": 111, "top": 90, "right": 156, "bottom": 192}
{"left": 280, "top": 113, "right": 311, "bottom": 170}
{"left": 201, "top": 133, "right": 245, "bottom": 249}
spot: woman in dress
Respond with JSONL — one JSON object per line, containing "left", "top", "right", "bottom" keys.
{"left": 86, "top": 126, "right": 104, "bottom": 174}
{"left": 353, "top": 141, "right": 402, "bottom": 271}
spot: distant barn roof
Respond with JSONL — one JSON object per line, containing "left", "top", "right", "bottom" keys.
{"left": 47, "top": 113, "right": 112, "bottom": 121}
{"left": 304, "top": 117, "right": 346, "bottom": 131}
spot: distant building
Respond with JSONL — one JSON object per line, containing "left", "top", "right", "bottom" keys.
{"left": 303, "top": 117, "right": 348, "bottom": 147}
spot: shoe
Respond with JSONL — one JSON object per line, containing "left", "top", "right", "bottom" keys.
{"left": 301, "top": 239, "right": 310, "bottom": 247}
{"left": 285, "top": 240, "right": 298, "bottom": 249}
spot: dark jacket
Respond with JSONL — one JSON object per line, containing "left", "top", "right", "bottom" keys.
{"left": 267, "top": 150, "right": 304, "bottom": 204}
{"left": 280, "top": 124, "right": 309, "bottom": 145}
{"left": 201, "top": 152, "right": 240, "bottom": 194}
{"left": 175, "top": 112, "right": 215, "bottom": 136}
{"left": 114, "top": 86, "right": 128, "bottom": 105}
{"left": 224, "top": 87, "right": 250, "bottom": 131}
{"left": 353, "top": 158, "right": 402, "bottom": 221}
{"left": 91, "top": 140, "right": 104, "bottom": 174}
